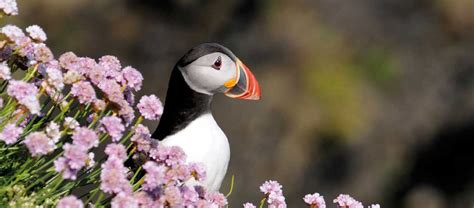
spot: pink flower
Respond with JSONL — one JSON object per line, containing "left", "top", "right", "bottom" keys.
{"left": 105, "top": 143, "right": 127, "bottom": 161}
{"left": 59, "top": 52, "right": 79, "bottom": 72}
{"left": 16, "top": 37, "right": 34, "bottom": 59}
{"left": 100, "top": 116, "right": 125, "bottom": 141}
{"left": 165, "top": 164, "right": 190, "bottom": 182}
{"left": 42, "top": 81, "right": 64, "bottom": 103}
{"left": 368, "top": 204, "right": 380, "bottom": 208}
{"left": 64, "top": 117, "right": 79, "bottom": 130}
{"left": 25, "top": 25, "right": 47, "bottom": 42}
{"left": 20, "top": 95, "right": 41, "bottom": 115}
{"left": 268, "top": 191, "right": 286, "bottom": 208}
{"left": 130, "top": 124, "right": 152, "bottom": 152}
{"left": 206, "top": 192, "right": 228, "bottom": 207}
{"left": 1, "top": 25, "right": 24, "bottom": 43}
{"left": 133, "top": 192, "right": 154, "bottom": 207}
{"left": 58, "top": 149, "right": 89, "bottom": 173}
{"left": 99, "top": 55, "right": 121, "bottom": 71}
{"left": 121, "top": 66, "right": 143, "bottom": 91}
{"left": 7, "top": 80, "right": 38, "bottom": 101}
{"left": 23, "top": 132, "right": 55, "bottom": 156}
{"left": 303, "top": 193, "right": 326, "bottom": 208}
{"left": 181, "top": 186, "right": 200, "bottom": 206}
{"left": 63, "top": 143, "right": 88, "bottom": 169}
{"left": 260, "top": 180, "right": 286, "bottom": 208}
{"left": 24, "top": 25, "right": 46, "bottom": 42}
{"left": 99, "top": 55, "right": 122, "bottom": 81}
{"left": 76, "top": 57, "right": 97, "bottom": 75}
{"left": 70, "top": 81, "right": 96, "bottom": 104}
{"left": 87, "top": 65, "right": 106, "bottom": 86}
{"left": 117, "top": 100, "right": 135, "bottom": 125}
{"left": 92, "top": 99, "right": 106, "bottom": 112}
{"left": 45, "top": 121, "right": 60, "bottom": 142}
{"left": 260, "top": 180, "right": 283, "bottom": 195}
{"left": 100, "top": 158, "right": 131, "bottom": 194}
{"left": 54, "top": 157, "right": 71, "bottom": 179}
{"left": 0, "top": 61, "right": 11, "bottom": 80}
{"left": 0, "top": 124, "right": 23, "bottom": 144}
{"left": 149, "top": 145, "right": 186, "bottom": 167}
{"left": 57, "top": 195, "right": 84, "bottom": 208}
{"left": 45, "top": 66, "right": 64, "bottom": 90}
{"left": 54, "top": 157, "right": 79, "bottom": 180}
{"left": 149, "top": 144, "right": 168, "bottom": 162}
{"left": 6, "top": 80, "right": 41, "bottom": 114}
{"left": 97, "top": 79, "right": 123, "bottom": 102}
{"left": 196, "top": 199, "right": 213, "bottom": 207}
{"left": 188, "top": 162, "right": 206, "bottom": 182}
{"left": 72, "top": 127, "right": 98, "bottom": 149}
{"left": 243, "top": 203, "right": 257, "bottom": 208}
{"left": 333, "top": 194, "right": 363, "bottom": 208}
{"left": 63, "top": 71, "right": 84, "bottom": 84}
{"left": 142, "top": 161, "right": 166, "bottom": 191}
{"left": 0, "top": 0, "right": 18, "bottom": 16}
{"left": 33, "top": 43, "right": 54, "bottom": 62}
{"left": 163, "top": 186, "right": 183, "bottom": 207}
{"left": 137, "top": 95, "right": 163, "bottom": 120}
{"left": 111, "top": 193, "right": 138, "bottom": 208}
{"left": 132, "top": 124, "right": 150, "bottom": 138}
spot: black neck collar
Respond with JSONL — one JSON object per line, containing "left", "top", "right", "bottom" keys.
{"left": 152, "top": 66, "right": 213, "bottom": 140}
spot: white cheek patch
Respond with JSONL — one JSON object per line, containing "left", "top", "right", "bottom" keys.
{"left": 179, "top": 55, "right": 237, "bottom": 95}
{"left": 180, "top": 66, "right": 214, "bottom": 95}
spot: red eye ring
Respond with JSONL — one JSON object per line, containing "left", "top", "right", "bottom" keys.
{"left": 212, "top": 56, "right": 222, "bottom": 70}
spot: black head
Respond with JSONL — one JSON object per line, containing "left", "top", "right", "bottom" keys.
{"left": 153, "top": 43, "right": 261, "bottom": 140}
{"left": 177, "top": 43, "right": 237, "bottom": 67}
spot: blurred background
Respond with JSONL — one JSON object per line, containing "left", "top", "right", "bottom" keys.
{"left": 4, "top": 0, "right": 473, "bottom": 207}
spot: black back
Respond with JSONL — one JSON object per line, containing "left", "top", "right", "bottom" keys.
{"left": 152, "top": 43, "right": 235, "bottom": 140}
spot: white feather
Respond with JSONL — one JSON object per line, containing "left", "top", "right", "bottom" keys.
{"left": 160, "top": 113, "right": 230, "bottom": 191}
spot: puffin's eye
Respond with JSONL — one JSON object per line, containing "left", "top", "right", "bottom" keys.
{"left": 212, "top": 56, "right": 222, "bottom": 70}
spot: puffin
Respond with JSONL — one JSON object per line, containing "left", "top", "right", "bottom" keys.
{"left": 152, "top": 43, "right": 261, "bottom": 191}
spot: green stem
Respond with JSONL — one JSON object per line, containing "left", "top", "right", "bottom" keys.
{"left": 226, "top": 175, "right": 235, "bottom": 197}
{"left": 32, "top": 152, "right": 63, "bottom": 174}
{"left": 94, "top": 192, "right": 104, "bottom": 207}
{"left": 259, "top": 197, "right": 267, "bottom": 208}
{"left": 25, "top": 171, "right": 54, "bottom": 191}
{"left": 130, "top": 166, "right": 142, "bottom": 185}
{"left": 86, "top": 187, "right": 100, "bottom": 204}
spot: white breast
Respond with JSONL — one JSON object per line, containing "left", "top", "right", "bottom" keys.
{"left": 160, "top": 113, "right": 230, "bottom": 191}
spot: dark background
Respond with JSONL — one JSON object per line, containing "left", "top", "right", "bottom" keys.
{"left": 4, "top": 0, "right": 474, "bottom": 207}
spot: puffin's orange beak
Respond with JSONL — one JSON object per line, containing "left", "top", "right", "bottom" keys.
{"left": 224, "top": 59, "right": 261, "bottom": 100}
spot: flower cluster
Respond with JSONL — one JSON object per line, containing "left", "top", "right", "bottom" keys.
{"left": 304, "top": 193, "right": 326, "bottom": 208}
{"left": 92, "top": 132, "right": 224, "bottom": 207}
{"left": 0, "top": 9, "right": 230, "bottom": 206}
{"left": 100, "top": 116, "right": 125, "bottom": 141}
{"left": 0, "top": 3, "right": 168, "bottom": 206}
{"left": 7, "top": 80, "right": 41, "bottom": 114}
{"left": 57, "top": 196, "right": 83, "bottom": 208}
{"left": 259, "top": 180, "right": 287, "bottom": 208}
{"left": 242, "top": 181, "right": 380, "bottom": 208}
{"left": 54, "top": 127, "right": 98, "bottom": 180}
{"left": 100, "top": 146, "right": 132, "bottom": 194}
{"left": 0, "top": 123, "right": 23, "bottom": 144}
{"left": 0, "top": 1, "right": 382, "bottom": 207}
{"left": 137, "top": 95, "right": 163, "bottom": 121}
{"left": 0, "top": 0, "right": 18, "bottom": 16}
{"left": 333, "top": 194, "right": 364, "bottom": 208}
{"left": 23, "top": 132, "right": 55, "bottom": 156}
